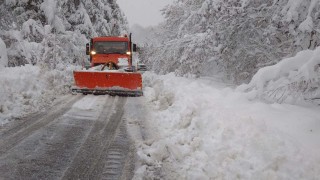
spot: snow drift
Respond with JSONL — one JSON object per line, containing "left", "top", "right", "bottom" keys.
{"left": 134, "top": 72, "right": 320, "bottom": 179}
{"left": 238, "top": 46, "right": 320, "bottom": 104}
{"left": 0, "top": 65, "right": 75, "bottom": 124}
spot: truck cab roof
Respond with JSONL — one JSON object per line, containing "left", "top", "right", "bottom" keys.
{"left": 92, "top": 36, "right": 129, "bottom": 42}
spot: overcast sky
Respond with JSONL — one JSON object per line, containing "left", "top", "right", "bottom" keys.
{"left": 116, "top": 0, "right": 173, "bottom": 27}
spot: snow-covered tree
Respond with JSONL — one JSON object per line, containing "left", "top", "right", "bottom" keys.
{"left": 142, "top": 0, "right": 320, "bottom": 84}
{"left": 238, "top": 46, "right": 320, "bottom": 104}
{"left": 0, "top": 0, "right": 128, "bottom": 67}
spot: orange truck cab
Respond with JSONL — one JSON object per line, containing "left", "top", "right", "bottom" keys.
{"left": 86, "top": 35, "right": 137, "bottom": 70}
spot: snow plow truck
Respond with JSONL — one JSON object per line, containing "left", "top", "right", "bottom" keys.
{"left": 71, "top": 34, "right": 143, "bottom": 96}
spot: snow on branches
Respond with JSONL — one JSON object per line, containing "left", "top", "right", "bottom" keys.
{"left": 238, "top": 46, "right": 320, "bottom": 104}
{"left": 0, "top": 0, "right": 128, "bottom": 67}
{"left": 143, "top": 0, "right": 320, "bottom": 84}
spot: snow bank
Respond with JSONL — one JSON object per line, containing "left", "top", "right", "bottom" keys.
{"left": 0, "top": 65, "right": 76, "bottom": 124}
{"left": 0, "top": 38, "right": 8, "bottom": 68}
{"left": 238, "top": 46, "right": 320, "bottom": 104}
{"left": 134, "top": 72, "right": 320, "bottom": 179}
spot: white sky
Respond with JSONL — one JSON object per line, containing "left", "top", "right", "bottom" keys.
{"left": 116, "top": 0, "right": 173, "bottom": 27}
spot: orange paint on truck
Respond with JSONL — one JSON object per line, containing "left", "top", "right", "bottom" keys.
{"left": 73, "top": 71, "right": 142, "bottom": 90}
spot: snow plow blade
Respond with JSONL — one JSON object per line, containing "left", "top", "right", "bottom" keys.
{"left": 71, "top": 71, "right": 143, "bottom": 96}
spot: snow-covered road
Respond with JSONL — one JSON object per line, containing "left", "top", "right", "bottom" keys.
{"left": 0, "top": 94, "right": 139, "bottom": 179}
{"left": 0, "top": 70, "right": 319, "bottom": 179}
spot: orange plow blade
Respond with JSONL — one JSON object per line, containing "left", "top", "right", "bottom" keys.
{"left": 71, "top": 71, "right": 143, "bottom": 96}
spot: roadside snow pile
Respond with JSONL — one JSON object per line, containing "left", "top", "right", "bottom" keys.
{"left": 135, "top": 72, "right": 320, "bottom": 179}
{"left": 238, "top": 46, "right": 320, "bottom": 104}
{"left": 0, "top": 65, "right": 75, "bottom": 124}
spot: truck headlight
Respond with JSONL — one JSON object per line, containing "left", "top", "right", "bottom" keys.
{"left": 91, "top": 51, "right": 97, "bottom": 55}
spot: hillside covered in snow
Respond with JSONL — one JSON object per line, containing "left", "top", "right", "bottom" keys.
{"left": 141, "top": 0, "right": 319, "bottom": 81}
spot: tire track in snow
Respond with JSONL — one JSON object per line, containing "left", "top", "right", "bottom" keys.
{"left": 0, "top": 95, "right": 137, "bottom": 180}
{"left": 0, "top": 95, "right": 83, "bottom": 155}
{"left": 0, "top": 95, "right": 109, "bottom": 179}
{"left": 0, "top": 95, "right": 69, "bottom": 138}
{"left": 62, "top": 96, "right": 131, "bottom": 180}
{"left": 94, "top": 118, "right": 135, "bottom": 180}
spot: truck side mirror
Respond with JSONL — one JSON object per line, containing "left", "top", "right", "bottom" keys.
{"left": 86, "top": 43, "right": 90, "bottom": 55}
{"left": 132, "top": 44, "right": 137, "bottom": 52}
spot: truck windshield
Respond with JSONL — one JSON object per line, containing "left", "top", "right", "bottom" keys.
{"left": 93, "top": 41, "right": 128, "bottom": 54}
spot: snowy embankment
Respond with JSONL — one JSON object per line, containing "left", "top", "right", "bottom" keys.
{"left": 134, "top": 47, "right": 320, "bottom": 179}
{"left": 238, "top": 46, "right": 320, "bottom": 104}
{"left": 0, "top": 65, "right": 75, "bottom": 124}
{"left": 133, "top": 47, "right": 320, "bottom": 179}
{"left": 135, "top": 72, "right": 320, "bottom": 179}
